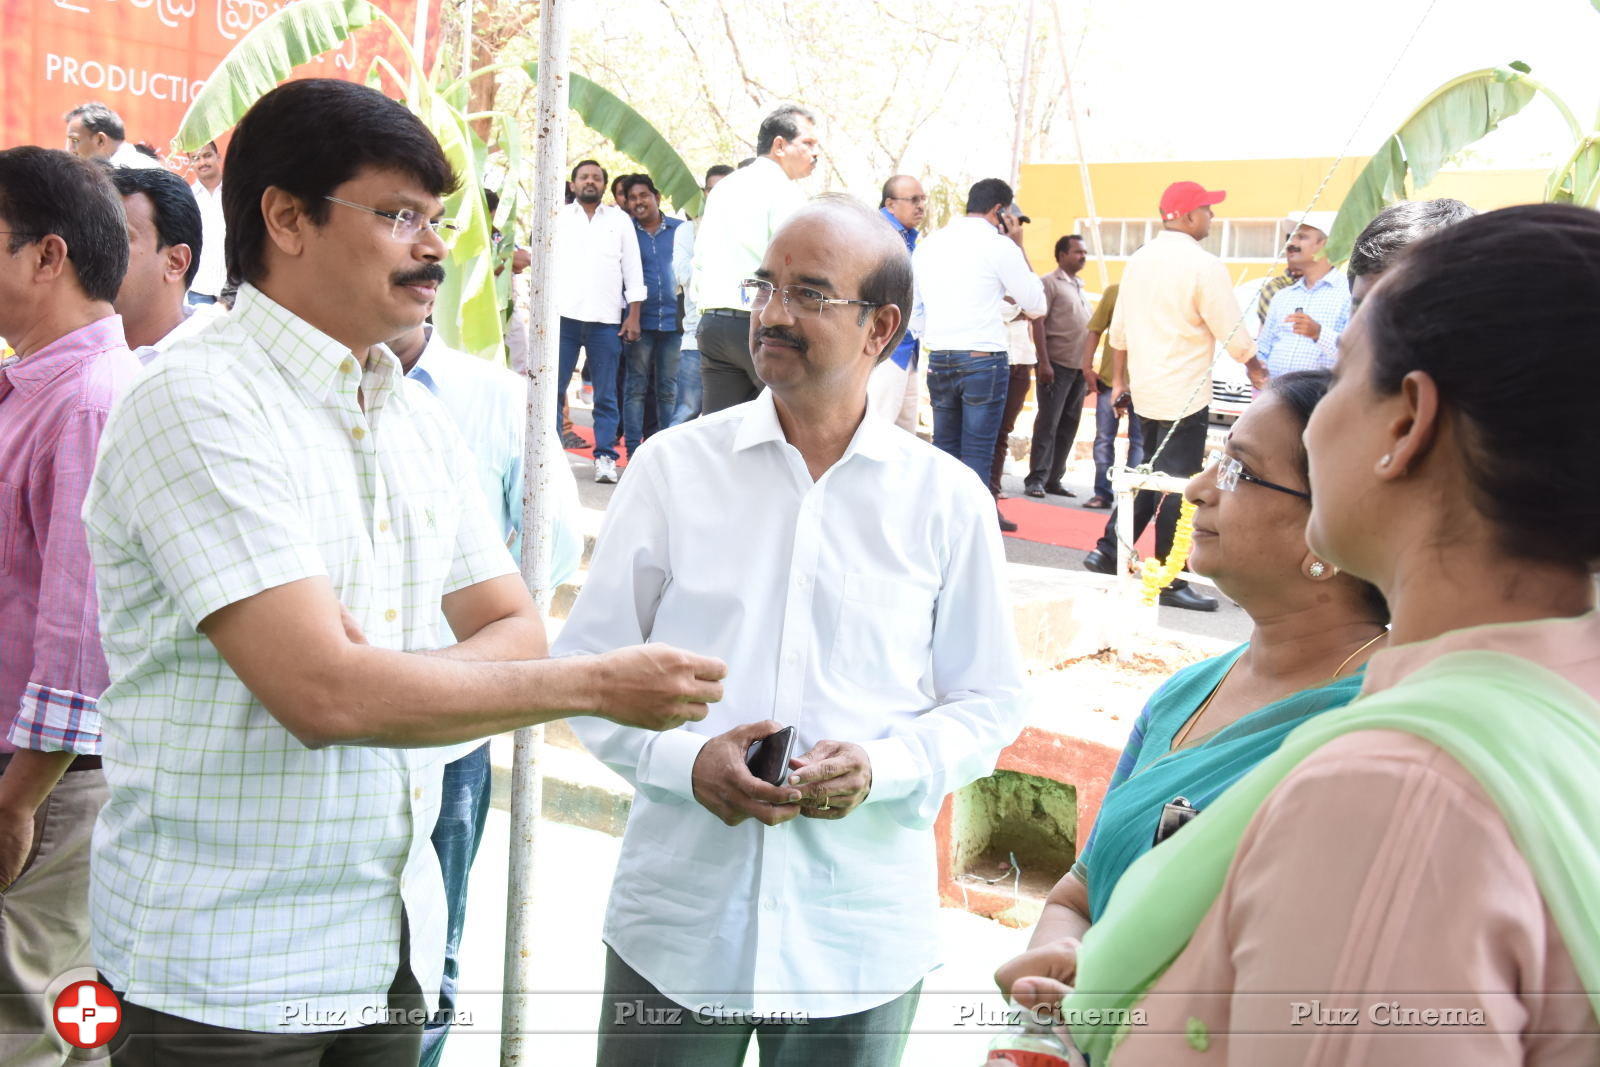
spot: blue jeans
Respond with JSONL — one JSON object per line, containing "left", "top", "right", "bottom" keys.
{"left": 558, "top": 317, "right": 623, "bottom": 460}
{"left": 624, "top": 329, "right": 682, "bottom": 452}
{"left": 418, "top": 743, "right": 492, "bottom": 1067}
{"left": 1093, "top": 386, "right": 1145, "bottom": 500}
{"left": 927, "top": 350, "right": 1010, "bottom": 490}
{"left": 671, "top": 347, "right": 702, "bottom": 425}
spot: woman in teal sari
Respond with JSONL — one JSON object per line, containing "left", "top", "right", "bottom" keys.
{"left": 995, "top": 370, "right": 1389, "bottom": 994}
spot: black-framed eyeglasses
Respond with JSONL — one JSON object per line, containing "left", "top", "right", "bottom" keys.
{"left": 740, "top": 278, "right": 882, "bottom": 324}
{"left": 323, "top": 195, "right": 460, "bottom": 248}
{"left": 1208, "top": 449, "right": 1309, "bottom": 500}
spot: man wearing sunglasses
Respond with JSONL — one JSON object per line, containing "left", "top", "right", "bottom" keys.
{"left": 81, "top": 79, "right": 725, "bottom": 1063}
{"left": 558, "top": 195, "right": 1024, "bottom": 1065}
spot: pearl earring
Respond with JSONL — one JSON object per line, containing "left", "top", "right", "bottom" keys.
{"left": 1309, "top": 561, "right": 1327, "bottom": 578}
{"left": 1379, "top": 454, "right": 1393, "bottom": 468}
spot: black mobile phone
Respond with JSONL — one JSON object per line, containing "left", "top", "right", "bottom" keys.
{"left": 744, "top": 726, "right": 797, "bottom": 787}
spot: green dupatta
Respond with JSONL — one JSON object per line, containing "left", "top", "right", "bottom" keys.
{"left": 1065, "top": 649, "right": 1600, "bottom": 1062}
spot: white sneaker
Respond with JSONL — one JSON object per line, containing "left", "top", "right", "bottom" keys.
{"left": 594, "top": 456, "right": 619, "bottom": 484}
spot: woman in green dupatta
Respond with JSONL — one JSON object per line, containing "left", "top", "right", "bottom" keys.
{"left": 994, "top": 370, "right": 1389, "bottom": 997}
{"left": 1017, "top": 205, "right": 1600, "bottom": 1065}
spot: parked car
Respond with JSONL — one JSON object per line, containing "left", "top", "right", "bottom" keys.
{"left": 1209, "top": 277, "right": 1275, "bottom": 426}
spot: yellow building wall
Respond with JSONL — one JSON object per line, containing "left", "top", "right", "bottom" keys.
{"left": 1019, "top": 159, "right": 1546, "bottom": 291}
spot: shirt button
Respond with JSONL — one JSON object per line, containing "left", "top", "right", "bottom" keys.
{"left": 795, "top": 575, "right": 808, "bottom": 588}
{"left": 761, "top": 896, "right": 778, "bottom": 912}
{"left": 785, "top": 651, "right": 799, "bottom": 665}
{"left": 413, "top": 786, "right": 423, "bottom": 800}
{"left": 385, "top": 608, "right": 398, "bottom": 622}
{"left": 351, "top": 426, "right": 366, "bottom": 441}
{"left": 340, "top": 359, "right": 356, "bottom": 375}
{"left": 378, "top": 519, "right": 391, "bottom": 533}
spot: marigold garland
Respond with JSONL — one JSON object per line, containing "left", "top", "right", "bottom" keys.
{"left": 1140, "top": 498, "right": 1198, "bottom": 606}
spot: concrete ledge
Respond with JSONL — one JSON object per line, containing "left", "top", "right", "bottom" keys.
{"left": 489, "top": 732, "right": 633, "bottom": 837}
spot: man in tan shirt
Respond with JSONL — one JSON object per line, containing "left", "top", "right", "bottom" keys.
{"left": 1083, "top": 181, "right": 1266, "bottom": 612}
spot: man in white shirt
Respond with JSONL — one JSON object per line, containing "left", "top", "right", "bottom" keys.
{"left": 670, "top": 163, "right": 734, "bottom": 425}
{"left": 556, "top": 159, "right": 646, "bottom": 484}
{"left": 82, "top": 78, "right": 723, "bottom": 1064}
{"left": 187, "top": 140, "right": 227, "bottom": 303}
{"left": 689, "top": 105, "right": 819, "bottom": 414}
{"left": 556, "top": 195, "right": 1025, "bottom": 1066}
{"left": 1083, "top": 180, "right": 1266, "bottom": 612}
{"left": 62, "top": 102, "right": 162, "bottom": 170}
{"left": 106, "top": 165, "right": 221, "bottom": 362}
{"left": 910, "top": 178, "right": 1046, "bottom": 527}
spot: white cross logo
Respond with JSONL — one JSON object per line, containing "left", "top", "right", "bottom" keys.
{"left": 53, "top": 981, "right": 121, "bottom": 1048}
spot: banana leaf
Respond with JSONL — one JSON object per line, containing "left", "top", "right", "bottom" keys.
{"left": 1547, "top": 134, "right": 1600, "bottom": 206}
{"left": 1326, "top": 67, "right": 1547, "bottom": 263}
{"left": 525, "top": 62, "right": 704, "bottom": 217}
{"left": 422, "top": 93, "right": 504, "bottom": 362}
{"left": 174, "top": 0, "right": 393, "bottom": 151}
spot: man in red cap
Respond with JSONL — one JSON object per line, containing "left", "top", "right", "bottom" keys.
{"left": 1082, "top": 181, "right": 1266, "bottom": 611}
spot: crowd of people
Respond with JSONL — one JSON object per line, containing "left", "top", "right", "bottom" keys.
{"left": 0, "top": 78, "right": 1595, "bottom": 1067}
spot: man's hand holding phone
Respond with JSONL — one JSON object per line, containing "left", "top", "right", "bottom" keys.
{"left": 788, "top": 740, "right": 872, "bottom": 819}
{"left": 692, "top": 720, "right": 804, "bottom": 827}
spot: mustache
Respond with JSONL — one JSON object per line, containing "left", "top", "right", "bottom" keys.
{"left": 393, "top": 263, "right": 446, "bottom": 287}
{"left": 756, "top": 326, "right": 807, "bottom": 353}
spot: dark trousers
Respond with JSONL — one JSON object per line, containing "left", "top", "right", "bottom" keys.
{"left": 1026, "top": 365, "right": 1089, "bottom": 492}
{"left": 1093, "top": 386, "right": 1144, "bottom": 500}
{"left": 558, "top": 317, "right": 623, "bottom": 460}
{"left": 596, "top": 946, "right": 920, "bottom": 1067}
{"left": 418, "top": 743, "right": 492, "bottom": 1067}
{"left": 624, "top": 329, "right": 683, "bottom": 454}
{"left": 1094, "top": 406, "right": 1210, "bottom": 584}
{"left": 697, "top": 311, "right": 761, "bottom": 414}
{"left": 105, "top": 917, "right": 424, "bottom": 1066}
{"left": 927, "top": 350, "right": 1009, "bottom": 491}
{"left": 989, "top": 364, "right": 1034, "bottom": 494}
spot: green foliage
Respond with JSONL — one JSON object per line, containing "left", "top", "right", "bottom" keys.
{"left": 1327, "top": 67, "right": 1539, "bottom": 263}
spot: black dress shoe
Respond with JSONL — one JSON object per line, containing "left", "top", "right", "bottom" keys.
{"left": 1159, "top": 584, "right": 1219, "bottom": 612}
{"left": 560, "top": 430, "right": 587, "bottom": 449}
{"left": 1044, "top": 483, "right": 1075, "bottom": 498}
{"left": 1083, "top": 495, "right": 1112, "bottom": 509}
{"left": 998, "top": 512, "right": 1019, "bottom": 533}
{"left": 1024, "top": 486, "right": 1046, "bottom": 498}
{"left": 1082, "top": 548, "right": 1116, "bottom": 575}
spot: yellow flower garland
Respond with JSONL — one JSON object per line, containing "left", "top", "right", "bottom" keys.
{"left": 1140, "top": 498, "right": 1198, "bottom": 606}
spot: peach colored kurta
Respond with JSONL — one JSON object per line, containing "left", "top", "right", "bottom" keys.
{"left": 1113, "top": 612, "right": 1600, "bottom": 1066}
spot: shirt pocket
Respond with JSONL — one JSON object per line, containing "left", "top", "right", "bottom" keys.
{"left": 0, "top": 482, "right": 20, "bottom": 577}
{"left": 828, "top": 572, "right": 937, "bottom": 692}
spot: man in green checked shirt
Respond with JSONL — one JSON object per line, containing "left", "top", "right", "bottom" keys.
{"left": 81, "top": 79, "right": 724, "bottom": 1065}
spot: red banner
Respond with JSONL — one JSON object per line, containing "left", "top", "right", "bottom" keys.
{"left": 1, "top": 0, "right": 441, "bottom": 164}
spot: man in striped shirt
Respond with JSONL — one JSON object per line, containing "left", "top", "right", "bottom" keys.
{"left": 1255, "top": 212, "right": 1351, "bottom": 377}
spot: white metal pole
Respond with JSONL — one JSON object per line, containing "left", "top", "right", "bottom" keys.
{"left": 502, "top": 0, "right": 567, "bottom": 1061}
{"left": 1050, "top": 0, "right": 1110, "bottom": 290}
{"left": 1008, "top": 0, "right": 1038, "bottom": 188}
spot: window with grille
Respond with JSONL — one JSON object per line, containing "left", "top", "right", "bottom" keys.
{"left": 1075, "top": 218, "right": 1286, "bottom": 261}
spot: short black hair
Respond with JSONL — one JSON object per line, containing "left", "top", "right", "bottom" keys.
{"left": 1361, "top": 203, "right": 1600, "bottom": 570}
{"left": 570, "top": 159, "right": 607, "bottom": 185}
{"left": 705, "top": 164, "right": 734, "bottom": 186}
{"left": 222, "top": 79, "right": 457, "bottom": 287}
{"left": 736, "top": 157, "right": 756, "bottom": 169}
{"left": 1347, "top": 198, "right": 1476, "bottom": 282}
{"left": 756, "top": 105, "right": 816, "bottom": 157}
{"left": 965, "top": 178, "right": 1013, "bottom": 216}
{"left": 0, "top": 146, "right": 128, "bottom": 302}
{"left": 109, "top": 165, "right": 204, "bottom": 288}
{"left": 63, "top": 101, "right": 125, "bottom": 141}
{"left": 621, "top": 174, "right": 658, "bottom": 200}
{"left": 1053, "top": 234, "right": 1084, "bottom": 258}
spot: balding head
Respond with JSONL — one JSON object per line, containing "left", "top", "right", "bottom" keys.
{"left": 879, "top": 174, "right": 926, "bottom": 230}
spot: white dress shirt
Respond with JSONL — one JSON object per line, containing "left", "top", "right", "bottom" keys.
{"left": 555, "top": 201, "right": 645, "bottom": 324}
{"left": 83, "top": 284, "right": 517, "bottom": 1031}
{"left": 689, "top": 157, "right": 807, "bottom": 311}
{"left": 189, "top": 179, "right": 227, "bottom": 298}
{"left": 108, "top": 141, "right": 163, "bottom": 169}
{"left": 553, "top": 391, "right": 1026, "bottom": 1019}
{"left": 1106, "top": 229, "right": 1256, "bottom": 421}
{"left": 133, "top": 300, "right": 225, "bottom": 365}
{"left": 910, "top": 217, "right": 1047, "bottom": 353}
{"left": 673, "top": 219, "right": 701, "bottom": 346}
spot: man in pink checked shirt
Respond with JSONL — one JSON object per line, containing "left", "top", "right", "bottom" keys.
{"left": 0, "top": 146, "right": 141, "bottom": 1063}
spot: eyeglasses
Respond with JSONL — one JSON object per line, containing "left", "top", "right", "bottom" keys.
{"left": 1208, "top": 449, "right": 1309, "bottom": 500}
{"left": 740, "top": 279, "right": 882, "bottom": 323}
{"left": 323, "top": 196, "right": 460, "bottom": 248}
{"left": 886, "top": 195, "right": 927, "bottom": 207}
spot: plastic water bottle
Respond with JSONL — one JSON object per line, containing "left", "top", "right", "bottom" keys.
{"left": 986, "top": 1016, "right": 1089, "bottom": 1066}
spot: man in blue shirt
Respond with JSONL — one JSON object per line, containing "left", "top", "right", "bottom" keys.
{"left": 622, "top": 174, "right": 684, "bottom": 461}
{"left": 866, "top": 174, "right": 923, "bottom": 430}
{"left": 1257, "top": 211, "right": 1351, "bottom": 377}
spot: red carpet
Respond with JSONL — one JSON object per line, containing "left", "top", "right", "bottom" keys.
{"left": 562, "top": 424, "right": 635, "bottom": 466}
{"left": 998, "top": 496, "right": 1156, "bottom": 554}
